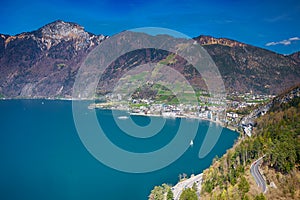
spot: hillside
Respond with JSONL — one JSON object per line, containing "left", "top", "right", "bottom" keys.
{"left": 200, "top": 84, "right": 300, "bottom": 200}
{"left": 0, "top": 20, "right": 300, "bottom": 98}
{"left": 197, "top": 36, "right": 300, "bottom": 94}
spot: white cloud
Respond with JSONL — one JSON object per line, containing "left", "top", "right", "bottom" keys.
{"left": 289, "top": 37, "right": 300, "bottom": 41}
{"left": 265, "top": 37, "right": 300, "bottom": 46}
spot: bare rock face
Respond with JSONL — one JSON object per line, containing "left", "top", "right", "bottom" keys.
{"left": 33, "top": 20, "right": 106, "bottom": 51}
{"left": 197, "top": 35, "right": 246, "bottom": 47}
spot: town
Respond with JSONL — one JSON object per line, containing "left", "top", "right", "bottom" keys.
{"left": 89, "top": 91, "right": 275, "bottom": 136}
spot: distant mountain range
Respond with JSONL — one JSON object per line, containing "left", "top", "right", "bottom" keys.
{"left": 0, "top": 20, "right": 299, "bottom": 98}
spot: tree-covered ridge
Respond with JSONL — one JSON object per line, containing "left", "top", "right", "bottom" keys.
{"left": 201, "top": 85, "right": 300, "bottom": 200}
{"left": 256, "top": 104, "right": 300, "bottom": 173}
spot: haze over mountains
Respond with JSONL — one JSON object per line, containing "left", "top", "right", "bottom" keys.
{"left": 0, "top": 20, "right": 299, "bottom": 98}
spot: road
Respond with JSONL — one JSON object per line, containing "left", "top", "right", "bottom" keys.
{"left": 171, "top": 173, "right": 203, "bottom": 200}
{"left": 250, "top": 156, "right": 267, "bottom": 193}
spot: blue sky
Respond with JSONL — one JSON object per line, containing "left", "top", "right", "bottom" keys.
{"left": 1, "top": 0, "right": 299, "bottom": 54}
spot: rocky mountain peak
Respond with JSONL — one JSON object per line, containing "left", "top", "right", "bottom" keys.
{"left": 37, "top": 20, "right": 84, "bottom": 38}
{"left": 1, "top": 20, "right": 107, "bottom": 51}
{"left": 33, "top": 20, "right": 107, "bottom": 50}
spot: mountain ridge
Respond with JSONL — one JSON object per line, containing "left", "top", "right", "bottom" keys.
{"left": 2, "top": 21, "right": 298, "bottom": 56}
{"left": 1, "top": 20, "right": 298, "bottom": 56}
{"left": 0, "top": 20, "right": 299, "bottom": 98}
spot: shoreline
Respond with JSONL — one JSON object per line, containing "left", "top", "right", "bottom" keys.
{"left": 0, "top": 97, "right": 96, "bottom": 101}
{"left": 0, "top": 98, "right": 240, "bottom": 133}
{"left": 0, "top": 97, "right": 76, "bottom": 101}
{"left": 112, "top": 109, "right": 239, "bottom": 133}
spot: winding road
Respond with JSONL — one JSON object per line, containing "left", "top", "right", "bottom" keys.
{"left": 171, "top": 173, "right": 203, "bottom": 200}
{"left": 250, "top": 156, "right": 267, "bottom": 193}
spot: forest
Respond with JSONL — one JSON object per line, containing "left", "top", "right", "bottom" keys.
{"left": 201, "top": 90, "right": 300, "bottom": 199}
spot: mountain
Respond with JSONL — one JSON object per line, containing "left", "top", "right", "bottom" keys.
{"left": 0, "top": 20, "right": 299, "bottom": 98}
{"left": 196, "top": 36, "right": 300, "bottom": 94}
{"left": 0, "top": 20, "right": 107, "bottom": 98}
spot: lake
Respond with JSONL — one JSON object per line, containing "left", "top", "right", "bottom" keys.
{"left": 0, "top": 99, "right": 238, "bottom": 200}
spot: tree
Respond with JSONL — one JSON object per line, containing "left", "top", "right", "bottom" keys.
{"left": 149, "top": 186, "right": 164, "bottom": 200}
{"left": 241, "top": 195, "right": 250, "bottom": 200}
{"left": 220, "top": 189, "right": 227, "bottom": 200}
{"left": 238, "top": 176, "right": 250, "bottom": 195}
{"left": 192, "top": 182, "right": 198, "bottom": 192}
{"left": 149, "top": 184, "right": 172, "bottom": 200}
{"left": 167, "top": 188, "right": 174, "bottom": 200}
{"left": 254, "top": 193, "right": 266, "bottom": 200}
{"left": 179, "top": 188, "right": 198, "bottom": 200}
{"left": 202, "top": 179, "right": 213, "bottom": 193}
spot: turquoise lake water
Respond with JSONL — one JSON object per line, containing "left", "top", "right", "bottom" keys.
{"left": 0, "top": 100, "right": 238, "bottom": 200}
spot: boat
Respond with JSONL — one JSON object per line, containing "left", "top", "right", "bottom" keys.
{"left": 118, "top": 116, "right": 129, "bottom": 120}
{"left": 190, "top": 140, "right": 194, "bottom": 146}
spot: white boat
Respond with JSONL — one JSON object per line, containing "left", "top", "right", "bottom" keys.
{"left": 190, "top": 140, "right": 194, "bottom": 146}
{"left": 118, "top": 116, "right": 129, "bottom": 120}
